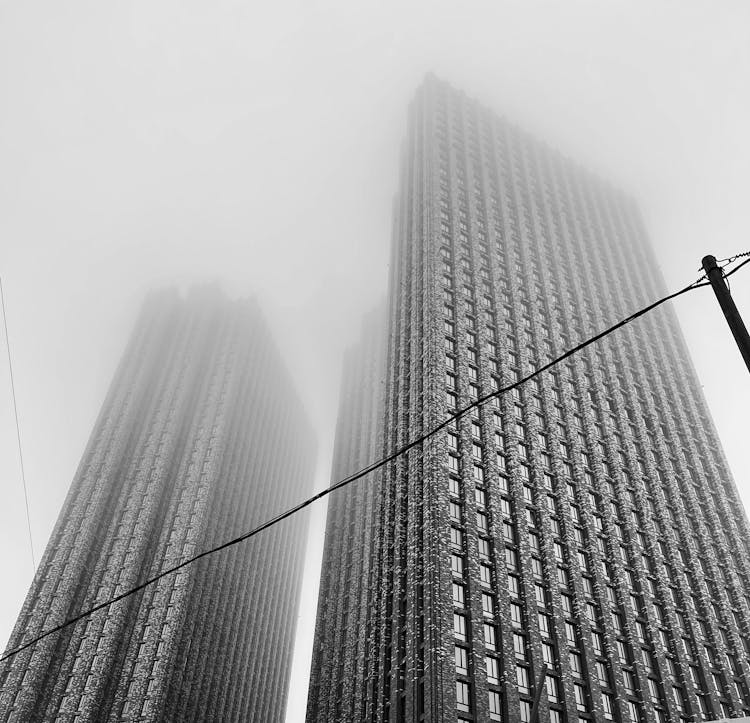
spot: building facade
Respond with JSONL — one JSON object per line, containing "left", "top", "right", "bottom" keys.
{"left": 307, "top": 306, "right": 387, "bottom": 722}
{"left": 0, "top": 287, "right": 316, "bottom": 723}
{"left": 308, "top": 76, "right": 750, "bottom": 723}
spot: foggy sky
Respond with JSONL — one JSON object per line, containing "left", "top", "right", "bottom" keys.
{"left": 1, "top": 2, "right": 749, "bottom": 722}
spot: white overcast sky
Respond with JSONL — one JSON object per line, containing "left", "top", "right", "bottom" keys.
{"left": 1, "top": 2, "right": 749, "bottom": 721}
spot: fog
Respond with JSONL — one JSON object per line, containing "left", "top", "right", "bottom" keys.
{"left": 1, "top": 2, "right": 749, "bottom": 721}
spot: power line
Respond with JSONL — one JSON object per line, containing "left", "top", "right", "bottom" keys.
{"left": 0, "top": 277, "right": 35, "bottom": 573}
{"left": 0, "top": 268, "right": 724, "bottom": 663}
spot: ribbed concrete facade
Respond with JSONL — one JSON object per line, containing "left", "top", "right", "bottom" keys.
{"left": 308, "top": 76, "right": 750, "bottom": 723}
{"left": 0, "top": 287, "right": 315, "bottom": 723}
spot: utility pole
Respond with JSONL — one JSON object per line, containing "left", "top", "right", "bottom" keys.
{"left": 702, "top": 255, "right": 750, "bottom": 375}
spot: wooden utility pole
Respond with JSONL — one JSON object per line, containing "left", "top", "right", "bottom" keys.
{"left": 702, "top": 255, "right": 750, "bottom": 375}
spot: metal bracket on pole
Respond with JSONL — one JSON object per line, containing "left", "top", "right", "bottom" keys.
{"left": 702, "top": 255, "right": 750, "bottom": 375}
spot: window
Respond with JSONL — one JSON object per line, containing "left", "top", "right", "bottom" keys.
{"left": 486, "top": 656, "right": 500, "bottom": 683}
{"left": 542, "top": 642, "right": 555, "bottom": 665}
{"left": 453, "top": 583, "right": 465, "bottom": 607}
{"left": 513, "top": 633, "right": 526, "bottom": 658}
{"left": 451, "top": 554, "right": 464, "bottom": 576}
{"left": 457, "top": 680, "right": 471, "bottom": 712}
{"left": 516, "top": 666, "right": 530, "bottom": 694}
{"left": 603, "top": 692, "right": 615, "bottom": 720}
{"left": 484, "top": 623, "right": 497, "bottom": 650}
{"left": 450, "top": 501, "right": 462, "bottom": 522}
{"left": 505, "top": 548, "right": 518, "bottom": 569}
{"left": 449, "top": 454, "right": 460, "bottom": 473}
{"left": 592, "top": 632, "right": 604, "bottom": 656}
{"left": 482, "top": 593, "right": 495, "bottom": 617}
{"left": 455, "top": 645, "right": 469, "bottom": 674}
{"left": 617, "top": 640, "right": 629, "bottom": 664}
{"left": 477, "top": 512, "right": 489, "bottom": 532}
{"left": 595, "top": 661, "right": 609, "bottom": 685}
{"left": 538, "top": 613, "right": 550, "bottom": 636}
{"left": 450, "top": 526, "right": 463, "bottom": 548}
{"left": 478, "top": 538, "right": 491, "bottom": 559}
{"left": 546, "top": 675, "right": 560, "bottom": 702}
{"left": 489, "top": 690, "right": 502, "bottom": 720}
{"left": 628, "top": 701, "right": 640, "bottom": 723}
{"left": 510, "top": 603, "right": 523, "bottom": 627}
{"left": 574, "top": 683, "right": 587, "bottom": 712}
{"left": 520, "top": 700, "right": 532, "bottom": 723}
{"left": 535, "top": 584, "right": 547, "bottom": 607}
{"left": 648, "top": 678, "right": 661, "bottom": 704}
{"left": 569, "top": 652, "right": 582, "bottom": 677}
{"left": 454, "top": 613, "right": 467, "bottom": 640}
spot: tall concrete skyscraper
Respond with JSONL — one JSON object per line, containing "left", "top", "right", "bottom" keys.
{"left": 308, "top": 76, "right": 750, "bottom": 723}
{"left": 307, "top": 307, "right": 387, "bottom": 722}
{"left": 0, "top": 288, "right": 315, "bottom": 723}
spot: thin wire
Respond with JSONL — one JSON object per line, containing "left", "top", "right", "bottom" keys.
{"left": 717, "top": 250, "right": 750, "bottom": 266}
{"left": 0, "top": 277, "right": 36, "bottom": 573}
{"left": 725, "top": 256, "right": 750, "bottom": 279}
{"left": 706, "top": 254, "right": 750, "bottom": 293}
{"left": 0, "top": 272, "right": 713, "bottom": 663}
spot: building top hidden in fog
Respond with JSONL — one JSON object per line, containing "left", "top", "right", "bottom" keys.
{"left": 307, "top": 75, "right": 750, "bottom": 723}
{"left": 0, "top": 287, "right": 316, "bottom": 723}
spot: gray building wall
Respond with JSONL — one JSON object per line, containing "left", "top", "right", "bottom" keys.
{"left": 308, "top": 75, "right": 750, "bottom": 723}
{"left": 0, "top": 287, "right": 316, "bottom": 723}
{"left": 307, "top": 306, "right": 387, "bottom": 722}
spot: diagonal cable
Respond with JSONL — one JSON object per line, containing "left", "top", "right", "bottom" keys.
{"left": 0, "top": 271, "right": 720, "bottom": 663}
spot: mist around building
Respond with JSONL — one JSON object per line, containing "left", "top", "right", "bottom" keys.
{"left": 2, "top": 4, "right": 750, "bottom": 723}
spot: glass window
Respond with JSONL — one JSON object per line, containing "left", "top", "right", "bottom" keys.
{"left": 510, "top": 603, "right": 523, "bottom": 627}
{"left": 489, "top": 690, "right": 502, "bottom": 720}
{"left": 486, "top": 656, "right": 500, "bottom": 684}
{"left": 542, "top": 642, "right": 555, "bottom": 665}
{"left": 538, "top": 613, "right": 550, "bottom": 636}
{"left": 457, "top": 680, "right": 471, "bottom": 712}
{"left": 450, "top": 501, "right": 462, "bottom": 522}
{"left": 516, "top": 665, "right": 530, "bottom": 694}
{"left": 455, "top": 645, "right": 468, "bottom": 674}
{"left": 484, "top": 623, "right": 497, "bottom": 650}
{"left": 569, "top": 652, "right": 582, "bottom": 677}
{"left": 482, "top": 593, "right": 495, "bottom": 617}
{"left": 454, "top": 613, "right": 467, "bottom": 640}
{"left": 574, "top": 683, "right": 587, "bottom": 712}
{"left": 546, "top": 675, "right": 559, "bottom": 702}
{"left": 520, "top": 700, "right": 531, "bottom": 723}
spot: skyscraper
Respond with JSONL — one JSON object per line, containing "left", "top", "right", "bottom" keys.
{"left": 308, "top": 76, "right": 750, "bottom": 723}
{"left": 307, "top": 306, "right": 387, "bottom": 722}
{"left": 0, "top": 287, "right": 315, "bottom": 723}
